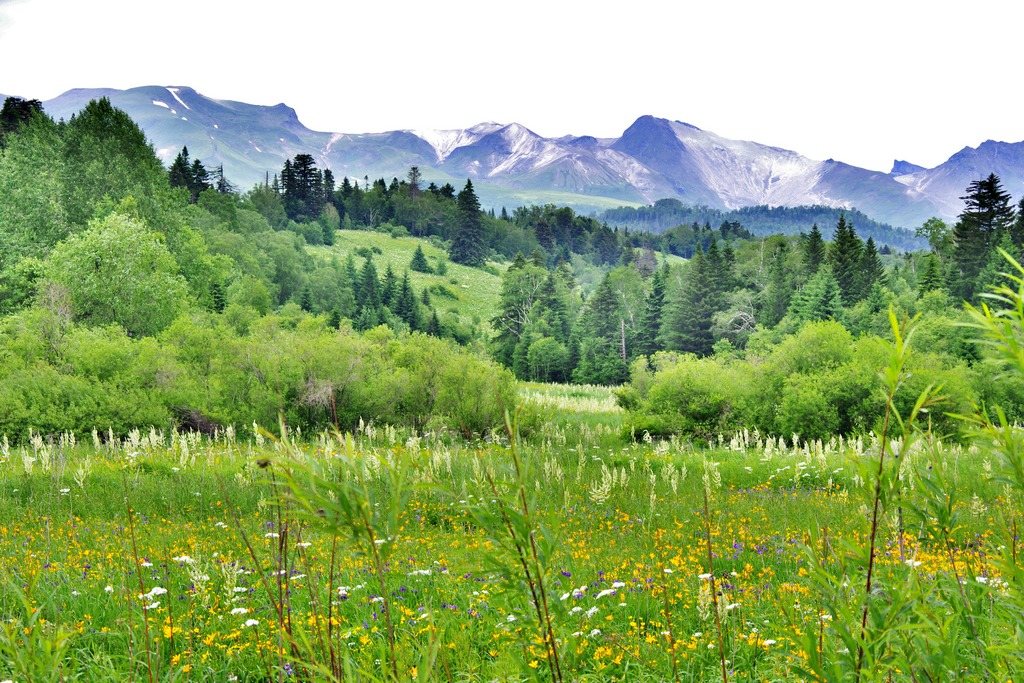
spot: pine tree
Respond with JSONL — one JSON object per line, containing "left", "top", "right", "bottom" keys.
{"left": 410, "top": 244, "right": 432, "bottom": 273}
{"left": 952, "top": 173, "right": 1016, "bottom": 298}
{"left": 804, "top": 223, "right": 826, "bottom": 274}
{"left": 449, "top": 180, "right": 486, "bottom": 266}
{"left": 635, "top": 265, "right": 667, "bottom": 357}
{"left": 828, "top": 214, "right": 864, "bottom": 305}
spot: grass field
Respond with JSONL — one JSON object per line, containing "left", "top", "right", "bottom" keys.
{"left": 311, "top": 230, "right": 506, "bottom": 333}
{"left": 1, "top": 384, "right": 1018, "bottom": 681}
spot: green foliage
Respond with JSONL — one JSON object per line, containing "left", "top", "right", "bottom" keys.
{"left": 46, "top": 212, "right": 190, "bottom": 337}
{"left": 449, "top": 180, "right": 487, "bottom": 266}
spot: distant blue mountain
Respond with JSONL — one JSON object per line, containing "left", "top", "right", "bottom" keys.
{"left": 32, "top": 85, "right": 1024, "bottom": 227}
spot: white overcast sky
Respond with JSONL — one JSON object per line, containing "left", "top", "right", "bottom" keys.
{"left": 0, "top": 0, "right": 1020, "bottom": 171}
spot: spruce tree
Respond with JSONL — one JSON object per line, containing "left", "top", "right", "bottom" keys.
{"left": 189, "top": 157, "right": 210, "bottom": 201}
{"left": 952, "top": 173, "right": 1016, "bottom": 298}
{"left": 762, "top": 243, "right": 792, "bottom": 326}
{"left": 394, "top": 272, "right": 420, "bottom": 329}
{"left": 449, "top": 180, "right": 486, "bottom": 266}
{"left": 828, "top": 214, "right": 863, "bottom": 305}
{"left": 168, "top": 147, "right": 192, "bottom": 194}
{"left": 427, "top": 309, "right": 442, "bottom": 336}
{"left": 1011, "top": 197, "right": 1024, "bottom": 251}
{"left": 788, "top": 267, "right": 844, "bottom": 323}
{"left": 357, "top": 258, "right": 380, "bottom": 310}
{"left": 804, "top": 223, "right": 826, "bottom": 274}
{"left": 635, "top": 265, "right": 667, "bottom": 357}
{"left": 918, "top": 253, "right": 944, "bottom": 295}
{"left": 660, "top": 249, "right": 718, "bottom": 356}
{"left": 573, "top": 273, "right": 628, "bottom": 384}
{"left": 858, "top": 237, "right": 885, "bottom": 295}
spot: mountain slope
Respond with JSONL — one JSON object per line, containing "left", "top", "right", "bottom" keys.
{"left": 34, "top": 85, "right": 1024, "bottom": 227}
{"left": 892, "top": 140, "right": 1024, "bottom": 219}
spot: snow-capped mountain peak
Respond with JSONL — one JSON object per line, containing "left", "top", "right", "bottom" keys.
{"left": 33, "top": 86, "right": 1024, "bottom": 226}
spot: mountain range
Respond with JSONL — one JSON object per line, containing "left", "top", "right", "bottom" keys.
{"left": 31, "top": 85, "right": 1024, "bottom": 228}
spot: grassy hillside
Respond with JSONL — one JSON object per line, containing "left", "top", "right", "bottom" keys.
{"left": 312, "top": 229, "right": 506, "bottom": 331}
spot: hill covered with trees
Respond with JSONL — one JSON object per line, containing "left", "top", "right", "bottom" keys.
{"left": 2, "top": 94, "right": 1024, "bottom": 445}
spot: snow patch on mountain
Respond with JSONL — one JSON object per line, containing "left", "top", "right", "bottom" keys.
{"left": 166, "top": 87, "right": 191, "bottom": 111}
{"left": 410, "top": 123, "right": 504, "bottom": 162}
{"left": 152, "top": 100, "right": 170, "bottom": 109}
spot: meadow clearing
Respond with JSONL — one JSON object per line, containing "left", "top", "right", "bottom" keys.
{"left": 1, "top": 373, "right": 1021, "bottom": 682}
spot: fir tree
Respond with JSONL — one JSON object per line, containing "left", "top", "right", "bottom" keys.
{"left": 426, "top": 309, "right": 442, "bottom": 336}
{"left": 210, "top": 280, "right": 226, "bottom": 313}
{"left": 788, "top": 267, "right": 844, "bottom": 323}
{"left": 380, "top": 264, "right": 397, "bottom": 307}
{"left": 410, "top": 244, "right": 432, "bottom": 273}
{"left": 660, "top": 248, "right": 719, "bottom": 356}
{"left": 804, "top": 223, "right": 826, "bottom": 274}
{"left": 394, "top": 272, "right": 420, "bottom": 330}
{"left": 449, "top": 180, "right": 486, "bottom": 266}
